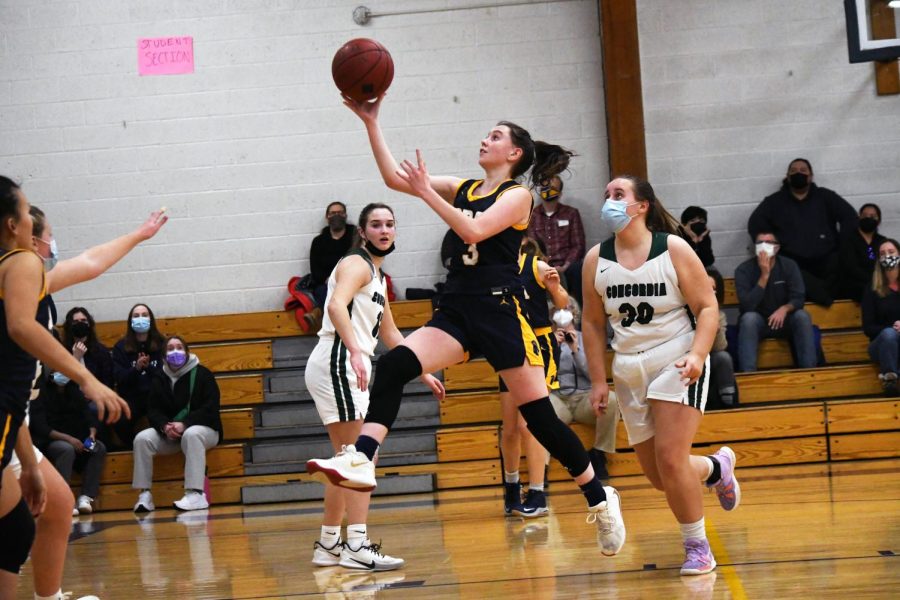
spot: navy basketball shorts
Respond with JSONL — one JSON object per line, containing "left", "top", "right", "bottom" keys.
{"left": 426, "top": 291, "right": 543, "bottom": 373}
{"left": 499, "top": 327, "right": 559, "bottom": 392}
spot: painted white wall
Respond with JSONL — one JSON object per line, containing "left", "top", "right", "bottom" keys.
{"left": 637, "top": 0, "right": 900, "bottom": 275}
{"left": 0, "top": 0, "right": 609, "bottom": 321}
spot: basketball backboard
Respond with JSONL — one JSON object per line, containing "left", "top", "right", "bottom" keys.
{"left": 845, "top": 0, "right": 900, "bottom": 62}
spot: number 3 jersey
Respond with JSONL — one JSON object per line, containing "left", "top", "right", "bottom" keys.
{"left": 595, "top": 232, "right": 694, "bottom": 354}
{"left": 443, "top": 179, "right": 528, "bottom": 295}
{"left": 318, "top": 249, "right": 387, "bottom": 357}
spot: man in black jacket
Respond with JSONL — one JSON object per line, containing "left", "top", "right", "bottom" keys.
{"left": 309, "top": 201, "right": 354, "bottom": 307}
{"left": 747, "top": 158, "right": 857, "bottom": 306}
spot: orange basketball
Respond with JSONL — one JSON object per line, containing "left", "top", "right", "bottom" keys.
{"left": 332, "top": 38, "right": 394, "bottom": 102}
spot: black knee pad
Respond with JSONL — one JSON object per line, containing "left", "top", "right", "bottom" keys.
{"left": 519, "top": 398, "right": 590, "bottom": 477}
{"left": 364, "top": 345, "right": 423, "bottom": 429}
{"left": 0, "top": 498, "right": 35, "bottom": 574}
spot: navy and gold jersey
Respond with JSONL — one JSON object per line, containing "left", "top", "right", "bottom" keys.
{"left": 519, "top": 252, "right": 552, "bottom": 332}
{"left": 0, "top": 249, "right": 51, "bottom": 406}
{"left": 443, "top": 179, "right": 529, "bottom": 295}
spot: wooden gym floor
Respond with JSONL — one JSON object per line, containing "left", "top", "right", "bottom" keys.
{"left": 20, "top": 458, "right": 899, "bottom": 599}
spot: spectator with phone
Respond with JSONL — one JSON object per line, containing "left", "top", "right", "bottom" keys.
{"left": 29, "top": 365, "right": 108, "bottom": 516}
{"left": 548, "top": 305, "right": 620, "bottom": 479}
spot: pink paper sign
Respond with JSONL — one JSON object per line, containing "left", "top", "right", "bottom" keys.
{"left": 138, "top": 36, "right": 194, "bottom": 76}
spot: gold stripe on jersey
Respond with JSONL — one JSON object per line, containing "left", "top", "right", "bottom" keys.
{"left": 538, "top": 331, "right": 560, "bottom": 390}
{"left": 532, "top": 254, "right": 545, "bottom": 289}
{"left": 512, "top": 296, "right": 544, "bottom": 368}
{"left": 465, "top": 179, "right": 530, "bottom": 230}
{"left": 0, "top": 413, "right": 12, "bottom": 460}
{"left": 0, "top": 249, "right": 47, "bottom": 300}
{"left": 533, "top": 326, "right": 553, "bottom": 336}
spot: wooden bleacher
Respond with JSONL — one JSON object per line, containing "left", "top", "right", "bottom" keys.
{"left": 79, "top": 276, "right": 899, "bottom": 510}
{"left": 433, "top": 281, "right": 898, "bottom": 485}
{"left": 83, "top": 300, "right": 442, "bottom": 511}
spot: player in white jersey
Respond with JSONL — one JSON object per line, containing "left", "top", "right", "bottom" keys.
{"left": 582, "top": 176, "right": 741, "bottom": 576}
{"left": 306, "top": 203, "right": 443, "bottom": 572}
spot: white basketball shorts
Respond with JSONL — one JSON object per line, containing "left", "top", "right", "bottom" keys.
{"left": 612, "top": 333, "right": 710, "bottom": 446}
{"left": 305, "top": 337, "right": 371, "bottom": 425}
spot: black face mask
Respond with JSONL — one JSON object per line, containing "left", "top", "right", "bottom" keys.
{"left": 70, "top": 321, "right": 90, "bottom": 339}
{"left": 788, "top": 173, "right": 809, "bottom": 190}
{"left": 690, "top": 221, "right": 707, "bottom": 235}
{"left": 365, "top": 240, "right": 395, "bottom": 257}
{"left": 859, "top": 217, "right": 878, "bottom": 234}
{"left": 328, "top": 215, "right": 347, "bottom": 230}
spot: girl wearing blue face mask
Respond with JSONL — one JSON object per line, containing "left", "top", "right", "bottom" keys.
{"left": 112, "top": 303, "right": 166, "bottom": 449}
{"left": 583, "top": 175, "right": 730, "bottom": 577}
{"left": 132, "top": 335, "right": 222, "bottom": 513}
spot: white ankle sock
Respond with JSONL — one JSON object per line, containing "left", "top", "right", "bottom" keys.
{"left": 529, "top": 483, "right": 544, "bottom": 492}
{"left": 504, "top": 471, "right": 519, "bottom": 484}
{"left": 679, "top": 517, "right": 706, "bottom": 542}
{"left": 34, "top": 591, "right": 64, "bottom": 600}
{"left": 347, "top": 523, "right": 367, "bottom": 544}
{"left": 699, "top": 457, "right": 714, "bottom": 482}
{"left": 320, "top": 526, "right": 341, "bottom": 546}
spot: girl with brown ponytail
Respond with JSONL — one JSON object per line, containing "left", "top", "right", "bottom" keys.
{"left": 308, "top": 95, "right": 626, "bottom": 559}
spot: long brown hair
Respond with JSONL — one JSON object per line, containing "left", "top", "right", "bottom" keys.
{"left": 63, "top": 306, "right": 100, "bottom": 350}
{"left": 121, "top": 303, "right": 165, "bottom": 353}
{"left": 617, "top": 175, "right": 682, "bottom": 235}
{"left": 497, "top": 121, "right": 575, "bottom": 188}
{"left": 873, "top": 238, "right": 900, "bottom": 298}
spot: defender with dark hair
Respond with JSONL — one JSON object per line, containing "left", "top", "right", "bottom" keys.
{"left": 583, "top": 175, "right": 730, "bottom": 576}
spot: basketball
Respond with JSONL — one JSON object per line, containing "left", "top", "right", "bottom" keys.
{"left": 331, "top": 38, "right": 394, "bottom": 102}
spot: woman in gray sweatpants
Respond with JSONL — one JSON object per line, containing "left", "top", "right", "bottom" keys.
{"left": 132, "top": 335, "right": 222, "bottom": 512}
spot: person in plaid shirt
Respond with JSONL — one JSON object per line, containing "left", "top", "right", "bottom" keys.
{"left": 528, "top": 175, "right": 586, "bottom": 304}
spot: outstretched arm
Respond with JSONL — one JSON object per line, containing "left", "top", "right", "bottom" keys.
{"left": 46, "top": 209, "right": 168, "bottom": 294}
{"left": 397, "top": 149, "right": 532, "bottom": 243}
{"left": 343, "top": 94, "right": 461, "bottom": 200}
{"left": 4, "top": 253, "right": 129, "bottom": 423}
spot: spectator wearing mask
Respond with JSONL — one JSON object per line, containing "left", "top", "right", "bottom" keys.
{"left": 747, "top": 158, "right": 857, "bottom": 306}
{"left": 735, "top": 231, "right": 817, "bottom": 372}
{"left": 133, "top": 335, "right": 223, "bottom": 512}
{"left": 680, "top": 206, "right": 715, "bottom": 267}
{"left": 839, "top": 203, "right": 887, "bottom": 302}
{"left": 29, "top": 368, "right": 108, "bottom": 516}
{"left": 112, "top": 303, "right": 165, "bottom": 448}
{"left": 706, "top": 268, "right": 738, "bottom": 409}
{"left": 548, "top": 306, "right": 620, "bottom": 480}
{"left": 861, "top": 239, "right": 900, "bottom": 396}
{"left": 527, "top": 175, "right": 586, "bottom": 306}
{"left": 63, "top": 306, "right": 114, "bottom": 390}
{"left": 309, "top": 201, "right": 354, "bottom": 308}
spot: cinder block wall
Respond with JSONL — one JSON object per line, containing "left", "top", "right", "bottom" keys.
{"left": 637, "top": 0, "right": 900, "bottom": 274}
{"left": 0, "top": 0, "right": 608, "bottom": 320}
{"left": 3, "top": 1, "right": 896, "bottom": 321}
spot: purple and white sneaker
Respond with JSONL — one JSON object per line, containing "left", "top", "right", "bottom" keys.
{"left": 680, "top": 538, "right": 717, "bottom": 576}
{"left": 708, "top": 446, "right": 740, "bottom": 511}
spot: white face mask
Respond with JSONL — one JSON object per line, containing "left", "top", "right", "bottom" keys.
{"left": 755, "top": 242, "right": 777, "bottom": 258}
{"left": 552, "top": 309, "right": 574, "bottom": 328}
